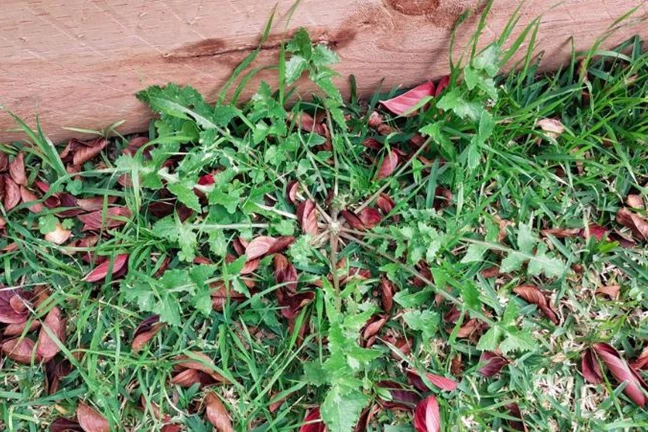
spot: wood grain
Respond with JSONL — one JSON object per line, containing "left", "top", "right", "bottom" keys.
{"left": 0, "top": 0, "right": 646, "bottom": 143}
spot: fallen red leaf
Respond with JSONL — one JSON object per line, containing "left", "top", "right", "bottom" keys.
{"left": 246, "top": 236, "right": 278, "bottom": 260}
{"left": 358, "top": 207, "right": 382, "bottom": 229}
{"left": 45, "top": 223, "right": 73, "bottom": 245}
{"left": 435, "top": 76, "right": 450, "bottom": 97}
{"left": 505, "top": 403, "right": 528, "bottom": 431}
{"left": 50, "top": 418, "right": 83, "bottom": 432}
{"left": 83, "top": 254, "right": 129, "bottom": 282}
{"left": 362, "top": 315, "right": 388, "bottom": 341}
{"left": 45, "top": 358, "right": 72, "bottom": 395}
{"left": 37, "top": 306, "right": 66, "bottom": 362}
{"left": 537, "top": 118, "right": 565, "bottom": 138}
{"left": 71, "top": 138, "right": 108, "bottom": 167}
{"left": 0, "top": 288, "right": 30, "bottom": 324}
{"left": 478, "top": 351, "right": 508, "bottom": 377}
{"left": 76, "top": 196, "right": 119, "bottom": 212}
{"left": 413, "top": 395, "right": 441, "bottom": 432}
{"left": 512, "top": 285, "right": 559, "bottom": 324}
{"left": 631, "top": 347, "right": 648, "bottom": 370}
{"left": 379, "top": 82, "right": 435, "bottom": 116}
{"left": 3, "top": 320, "right": 40, "bottom": 336}
{"left": 172, "top": 351, "right": 228, "bottom": 386}
{"left": 377, "top": 380, "right": 421, "bottom": 411}
{"left": 274, "top": 254, "right": 298, "bottom": 293}
{"left": 78, "top": 207, "right": 132, "bottom": 231}
{"left": 341, "top": 210, "right": 366, "bottom": 231}
{"left": 406, "top": 369, "right": 458, "bottom": 392}
{"left": 3, "top": 175, "right": 21, "bottom": 210}
{"left": 9, "top": 152, "right": 27, "bottom": 185}
{"left": 297, "top": 200, "right": 319, "bottom": 236}
{"left": 286, "top": 181, "right": 301, "bottom": 205}
{"left": 300, "top": 407, "right": 326, "bottom": 432}
{"left": 277, "top": 290, "right": 315, "bottom": 320}
{"left": 132, "top": 315, "right": 164, "bottom": 352}
{"left": 266, "top": 236, "right": 296, "bottom": 255}
{"left": 1, "top": 337, "right": 40, "bottom": 364}
{"left": 616, "top": 208, "right": 648, "bottom": 241}
{"left": 596, "top": 285, "right": 620, "bottom": 300}
{"left": 593, "top": 342, "right": 648, "bottom": 406}
{"left": 375, "top": 150, "right": 399, "bottom": 180}
{"left": 626, "top": 194, "right": 645, "bottom": 209}
{"left": 380, "top": 276, "right": 395, "bottom": 313}
{"left": 581, "top": 348, "right": 603, "bottom": 384}
{"left": 20, "top": 186, "right": 44, "bottom": 213}
{"left": 77, "top": 402, "right": 110, "bottom": 432}
{"left": 211, "top": 282, "right": 245, "bottom": 312}
{"left": 580, "top": 223, "right": 609, "bottom": 241}
{"left": 204, "top": 392, "right": 234, "bottom": 432}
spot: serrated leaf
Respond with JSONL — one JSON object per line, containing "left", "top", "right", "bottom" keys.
{"left": 402, "top": 310, "right": 439, "bottom": 340}
{"left": 476, "top": 327, "right": 502, "bottom": 351}
{"left": 461, "top": 243, "right": 487, "bottom": 263}
{"left": 321, "top": 386, "right": 369, "bottom": 432}
{"left": 500, "top": 330, "right": 536, "bottom": 355}
{"left": 167, "top": 181, "right": 201, "bottom": 212}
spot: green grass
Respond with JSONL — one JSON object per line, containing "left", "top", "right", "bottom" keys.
{"left": 1, "top": 4, "right": 648, "bottom": 432}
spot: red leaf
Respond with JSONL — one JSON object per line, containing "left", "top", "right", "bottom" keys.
{"left": 76, "top": 196, "right": 118, "bottom": 212}
{"left": 362, "top": 137, "right": 382, "bottom": 150}
{"left": 174, "top": 351, "right": 229, "bottom": 385}
{"left": 0, "top": 288, "right": 30, "bottom": 324}
{"left": 380, "top": 276, "right": 395, "bottom": 313}
{"left": 616, "top": 208, "right": 648, "bottom": 241}
{"left": 593, "top": 342, "right": 648, "bottom": 406}
{"left": 377, "top": 380, "right": 421, "bottom": 411}
{"left": 277, "top": 290, "right": 315, "bottom": 320}
{"left": 358, "top": 207, "right": 382, "bottom": 229}
{"left": 72, "top": 138, "right": 108, "bottom": 166}
{"left": 297, "top": 200, "right": 319, "bottom": 236}
{"left": 596, "top": 285, "right": 620, "bottom": 300}
{"left": 1, "top": 337, "right": 40, "bottom": 364}
{"left": 433, "top": 186, "right": 453, "bottom": 211}
{"left": 266, "top": 236, "right": 296, "bottom": 255}
{"left": 375, "top": 150, "right": 399, "bottom": 180}
{"left": 505, "top": 403, "right": 528, "bottom": 431}
{"left": 77, "top": 403, "right": 110, "bottom": 432}
{"left": 84, "top": 254, "right": 129, "bottom": 282}
{"left": 581, "top": 348, "right": 603, "bottom": 384}
{"left": 413, "top": 395, "right": 441, "bottom": 432}
{"left": 379, "top": 82, "right": 435, "bottom": 116}
{"left": 512, "top": 285, "right": 559, "bottom": 324}
{"left": 3, "top": 175, "right": 21, "bottom": 210}
{"left": 204, "top": 392, "right": 234, "bottom": 432}
{"left": 478, "top": 351, "right": 508, "bottom": 377}
{"left": 286, "top": 181, "right": 300, "bottom": 205}
{"left": 274, "top": 254, "right": 298, "bottom": 293}
{"left": 580, "top": 223, "right": 609, "bottom": 240}
{"left": 77, "top": 207, "right": 132, "bottom": 231}
{"left": 20, "top": 186, "right": 44, "bottom": 213}
{"left": 435, "top": 76, "right": 450, "bottom": 97}
{"left": 131, "top": 315, "right": 164, "bottom": 352}
{"left": 300, "top": 407, "right": 326, "bottom": 432}
{"left": 627, "top": 194, "right": 644, "bottom": 209}
{"left": 50, "top": 418, "right": 83, "bottom": 432}
{"left": 246, "top": 236, "right": 278, "bottom": 260}
{"left": 37, "top": 306, "right": 66, "bottom": 362}
{"left": 341, "top": 210, "right": 366, "bottom": 231}
{"left": 362, "top": 315, "right": 388, "bottom": 340}
{"left": 9, "top": 152, "right": 27, "bottom": 185}
{"left": 631, "top": 347, "right": 648, "bottom": 370}
{"left": 541, "top": 228, "right": 581, "bottom": 239}
{"left": 406, "top": 368, "right": 458, "bottom": 392}
{"left": 4, "top": 320, "right": 40, "bottom": 336}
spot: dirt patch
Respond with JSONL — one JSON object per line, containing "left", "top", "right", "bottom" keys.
{"left": 385, "top": 0, "right": 440, "bottom": 16}
{"left": 385, "top": 0, "right": 481, "bottom": 29}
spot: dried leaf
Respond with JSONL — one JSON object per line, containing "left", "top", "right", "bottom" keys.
{"left": 266, "top": 236, "right": 296, "bottom": 255}
{"left": 246, "top": 236, "right": 278, "bottom": 260}
{"left": 362, "top": 137, "right": 382, "bottom": 150}
{"left": 274, "top": 254, "right": 298, "bottom": 293}
{"left": 175, "top": 351, "right": 229, "bottom": 384}
{"left": 297, "top": 200, "right": 319, "bottom": 236}
{"left": 505, "top": 403, "right": 528, "bottom": 432}
{"left": 541, "top": 228, "right": 581, "bottom": 238}
{"left": 3, "top": 320, "right": 40, "bottom": 336}
{"left": 631, "top": 347, "right": 648, "bottom": 371}
{"left": 0, "top": 152, "right": 8, "bottom": 172}
{"left": 375, "top": 150, "right": 399, "bottom": 180}
{"left": 596, "top": 285, "right": 620, "bottom": 300}
{"left": 211, "top": 282, "right": 245, "bottom": 311}
{"left": 380, "top": 276, "right": 395, "bottom": 313}
{"left": 377, "top": 380, "right": 420, "bottom": 411}
{"left": 0, "top": 288, "right": 30, "bottom": 324}
{"left": 78, "top": 207, "right": 132, "bottom": 231}
{"left": 413, "top": 395, "right": 441, "bottom": 432}
{"left": 513, "top": 285, "right": 559, "bottom": 324}
{"left": 83, "top": 254, "right": 129, "bottom": 282}
{"left": 2, "top": 337, "right": 39, "bottom": 364}
{"left": 45, "top": 223, "right": 72, "bottom": 245}
{"left": 433, "top": 186, "right": 453, "bottom": 211}
{"left": 76, "top": 196, "right": 118, "bottom": 212}
{"left": 3, "top": 175, "right": 21, "bottom": 210}
{"left": 435, "top": 76, "right": 450, "bottom": 97}
{"left": 291, "top": 112, "right": 327, "bottom": 136}
{"left": 9, "top": 152, "right": 27, "bottom": 185}
{"left": 407, "top": 368, "right": 458, "bottom": 392}
{"left": 358, "top": 208, "right": 382, "bottom": 229}
{"left": 627, "top": 194, "right": 645, "bottom": 209}
{"left": 50, "top": 418, "right": 84, "bottom": 432}
{"left": 204, "top": 392, "right": 234, "bottom": 432}
{"left": 77, "top": 403, "right": 110, "bottom": 432}
{"left": 581, "top": 348, "right": 603, "bottom": 384}
{"left": 37, "top": 306, "right": 66, "bottom": 362}
{"left": 537, "top": 118, "right": 565, "bottom": 138}
{"left": 478, "top": 351, "right": 508, "bottom": 377}
{"left": 286, "top": 181, "right": 300, "bottom": 205}
{"left": 341, "top": 210, "right": 366, "bottom": 231}
{"left": 277, "top": 290, "right": 315, "bottom": 320}
{"left": 616, "top": 208, "right": 648, "bottom": 241}
{"left": 20, "top": 186, "right": 44, "bottom": 213}
{"left": 580, "top": 223, "right": 609, "bottom": 241}
{"left": 45, "top": 358, "right": 72, "bottom": 395}
{"left": 480, "top": 266, "right": 500, "bottom": 278}
{"left": 132, "top": 315, "right": 164, "bottom": 352}
{"left": 379, "top": 82, "right": 435, "bottom": 116}
{"left": 300, "top": 407, "right": 326, "bottom": 432}
{"left": 72, "top": 138, "right": 108, "bottom": 166}
{"left": 362, "top": 315, "right": 388, "bottom": 340}
{"left": 593, "top": 342, "right": 648, "bottom": 406}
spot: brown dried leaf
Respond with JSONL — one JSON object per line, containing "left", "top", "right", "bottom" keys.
{"left": 375, "top": 150, "right": 399, "bottom": 180}
{"left": 376, "top": 380, "right": 421, "bottom": 411}
{"left": 537, "top": 118, "right": 565, "bottom": 138}
{"left": 616, "top": 208, "right": 648, "bottom": 241}
{"left": 3, "top": 175, "right": 21, "bottom": 210}
{"left": 132, "top": 315, "right": 164, "bottom": 352}
{"left": 581, "top": 348, "right": 603, "bottom": 384}
{"left": 358, "top": 208, "right": 382, "bottom": 229}
{"left": 505, "top": 403, "right": 528, "bottom": 432}
{"left": 513, "top": 285, "right": 559, "bottom": 324}
{"left": 76, "top": 196, "right": 118, "bottom": 212}
{"left": 78, "top": 207, "right": 132, "bottom": 231}
{"left": 0, "top": 288, "right": 30, "bottom": 324}
{"left": 77, "top": 402, "right": 110, "bottom": 432}
{"left": 9, "top": 152, "right": 27, "bottom": 185}
{"left": 45, "top": 357, "right": 72, "bottom": 395}
{"left": 1, "top": 337, "right": 39, "bottom": 364}
{"left": 406, "top": 368, "right": 458, "bottom": 392}
{"left": 20, "top": 186, "right": 44, "bottom": 213}
{"left": 72, "top": 138, "right": 108, "bottom": 166}
{"left": 380, "top": 276, "right": 395, "bottom": 313}
{"left": 341, "top": 210, "right": 366, "bottom": 231}
{"left": 274, "top": 254, "right": 298, "bottom": 293}
{"left": 300, "top": 407, "right": 326, "bottom": 432}
{"left": 175, "top": 351, "right": 229, "bottom": 384}
{"left": 0, "top": 152, "right": 8, "bottom": 172}
{"left": 246, "top": 236, "right": 277, "bottom": 260}
{"left": 433, "top": 186, "right": 453, "bottom": 211}
{"left": 627, "top": 194, "right": 645, "bottom": 209}
{"left": 45, "top": 223, "right": 72, "bottom": 245}
{"left": 286, "top": 181, "right": 300, "bottom": 205}
{"left": 83, "top": 254, "right": 129, "bottom": 282}
{"left": 50, "top": 418, "right": 84, "bottom": 432}
{"left": 362, "top": 315, "right": 388, "bottom": 340}
{"left": 37, "top": 306, "right": 66, "bottom": 362}
{"left": 266, "top": 236, "right": 296, "bottom": 255}
{"left": 593, "top": 342, "right": 648, "bottom": 406}
{"left": 413, "top": 395, "right": 440, "bottom": 432}
{"left": 297, "top": 200, "right": 319, "bottom": 236}
{"left": 596, "top": 285, "right": 620, "bottom": 300}
{"left": 204, "top": 392, "right": 234, "bottom": 432}
{"left": 478, "top": 351, "right": 509, "bottom": 377}
{"left": 631, "top": 347, "right": 648, "bottom": 371}
{"left": 3, "top": 320, "right": 40, "bottom": 336}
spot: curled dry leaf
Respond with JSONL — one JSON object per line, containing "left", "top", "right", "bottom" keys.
{"left": 478, "top": 351, "right": 508, "bottom": 377}
{"left": 297, "top": 200, "right": 319, "bottom": 236}
{"left": 37, "top": 306, "right": 66, "bottom": 362}
{"left": 211, "top": 282, "right": 245, "bottom": 311}
{"left": 246, "top": 236, "right": 278, "bottom": 260}
{"left": 277, "top": 290, "right": 315, "bottom": 320}
{"left": 83, "top": 254, "right": 129, "bottom": 282}
{"left": 4, "top": 320, "right": 40, "bottom": 336}
{"left": 631, "top": 347, "right": 648, "bottom": 371}
{"left": 76, "top": 196, "right": 118, "bottom": 212}
{"left": 480, "top": 266, "right": 500, "bottom": 279}
{"left": 132, "top": 315, "right": 164, "bottom": 352}
{"left": 172, "top": 351, "right": 228, "bottom": 387}
{"left": 286, "top": 181, "right": 301, "bottom": 205}
{"left": 78, "top": 207, "right": 132, "bottom": 231}
{"left": 358, "top": 208, "right": 382, "bottom": 229}
{"left": 581, "top": 348, "right": 603, "bottom": 384}
{"left": 1, "top": 337, "right": 39, "bottom": 364}
{"left": 627, "top": 194, "right": 645, "bottom": 209}
{"left": 505, "top": 403, "right": 528, "bottom": 432}
{"left": 596, "top": 285, "right": 620, "bottom": 300}
{"left": 406, "top": 368, "right": 458, "bottom": 392}
{"left": 0, "top": 288, "right": 30, "bottom": 324}
{"left": 413, "top": 395, "right": 441, "bottom": 432}
{"left": 50, "top": 418, "right": 84, "bottom": 432}
{"left": 537, "top": 118, "right": 565, "bottom": 138}
{"left": 433, "top": 186, "right": 453, "bottom": 211}
{"left": 362, "top": 315, "right": 388, "bottom": 341}
{"left": 77, "top": 402, "right": 110, "bottom": 432}
{"left": 377, "top": 380, "right": 420, "bottom": 411}
{"left": 593, "top": 342, "right": 648, "bottom": 406}
{"left": 274, "top": 254, "right": 298, "bottom": 293}
{"left": 204, "top": 392, "right": 234, "bottom": 432}
{"left": 375, "top": 150, "right": 399, "bottom": 180}
{"left": 9, "top": 152, "right": 27, "bottom": 185}
{"left": 580, "top": 223, "right": 609, "bottom": 241}
{"left": 300, "top": 407, "right": 326, "bottom": 432}
{"left": 379, "top": 81, "right": 435, "bottom": 116}
{"left": 380, "top": 276, "right": 395, "bottom": 313}
{"left": 616, "top": 208, "right": 648, "bottom": 241}
{"left": 45, "top": 223, "right": 73, "bottom": 245}
{"left": 45, "top": 357, "right": 72, "bottom": 395}
{"left": 3, "top": 175, "right": 21, "bottom": 210}
{"left": 266, "top": 236, "right": 295, "bottom": 255}
{"left": 435, "top": 75, "right": 450, "bottom": 97}
{"left": 541, "top": 228, "right": 581, "bottom": 239}
{"left": 20, "top": 186, "right": 44, "bottom": 213}
{"left": 72, "top": 138, "right": 108, "bottom": 167}
{"left": 291, "top": 112, "right": 327, "bottom": 136}
{"left": 512, "top": 285, "right": 559, "bottom": 324}
{"left": 362, "top": 137, "right": 382, "bottom": 150}
{"left": 341, "top": 210, "right": 365, "bottom": 231}
{"left": 0, "top": 152, "right": 8, "bottom": 172}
